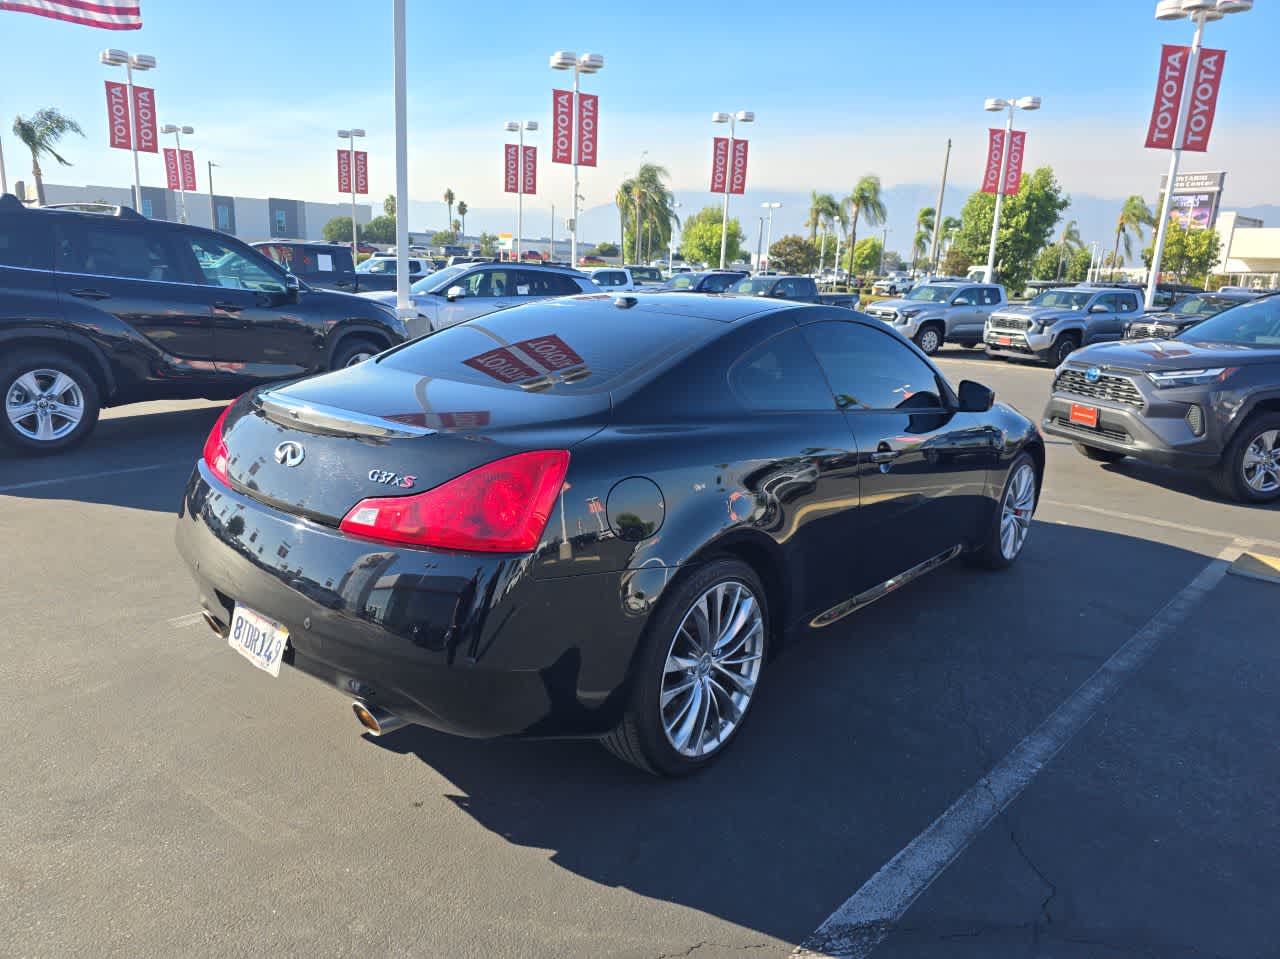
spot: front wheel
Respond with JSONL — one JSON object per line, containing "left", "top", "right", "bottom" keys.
{"left": 331, "top": 337, "right": 383, "bottom": 370}
{"left": 602, "top": 559, "right": 768, "bottom": 776}
{"left": 0, "top": 351, "right": 101, "bottom": 454}
{"left": 969, "top": 452, "right": 1038, "bottom": 570}
{"left": 1213, "top": 413, "right": 1280, "bottom": 503}
{"left": 1048, "top": 333, "right": 1080, "bottom": 367}
{"left": 914, "top": 325, "right": 943, "bottom": 356}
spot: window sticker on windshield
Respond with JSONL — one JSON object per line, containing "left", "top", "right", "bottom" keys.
{"left": 317, "top": 254, "right": 333, "bottom": 272}
{"left": 517, "top": 284, "right": 531, "bottom": 295}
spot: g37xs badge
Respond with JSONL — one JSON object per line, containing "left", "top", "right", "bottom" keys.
{"left": 368, "top": 469, "right": 417, "bottom": 489}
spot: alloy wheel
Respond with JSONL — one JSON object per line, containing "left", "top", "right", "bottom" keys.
{"left": 659, "top": 581, "right": 764, "bottom": 759}
{"left": 5, "top": 369, "right": 85, "bottom": 443}
{"left": 1242, "top": 429, "right": 1280, "bottom": 494}
{"left": 919, "top": 329, "right": 940, "bottom": 354}
{"left": 999, "top": 462, "right": 1037, "bottom": 560}
{"left": 344, "top": 351, "right": 375, "bottom": 367}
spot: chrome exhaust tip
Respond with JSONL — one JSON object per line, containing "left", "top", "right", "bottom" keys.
{"left": 202, "top": 610, "right": 228, "bottom": 638}
{"left": 352, "top": 701, "right": 406, "bottom": 736}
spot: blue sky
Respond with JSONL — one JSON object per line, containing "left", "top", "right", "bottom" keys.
{"left": 1, "top": 0, "right": 1275, "bottom": 244}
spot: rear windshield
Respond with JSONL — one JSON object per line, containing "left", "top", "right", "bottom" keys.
{"left": 379, "top": 298, "right": 720, "bottom": 393}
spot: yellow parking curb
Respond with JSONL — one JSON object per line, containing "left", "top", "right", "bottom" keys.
{"left": 1228, "top": 552, "right": 1280, "bottom": 586}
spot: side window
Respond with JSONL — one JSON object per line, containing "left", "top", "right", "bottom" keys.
{"left": 802, "top": 321, "right": 946, "bottom": 412}
{"left": 1091, "top": 293, "right": 1117, "bottom": 312}
{"left": 729, "top": 329, "right": 834, "bottom": 412}
{"left": 594, "top": 271, "right": 620, "bottom": 287}
{"left": 538, "top": 271, "right": 585, "bottom": 296}
{"left": 57, "top": 221, "right": 183, "bottom": 283}
{"left": 464, "top": 268, "right": 516, "bottom": 297}
{"left": 980, "top": 287, "right": 1002, "bottom": 305}
{"left": 703, "top": 274, "right": 737, "bottom": 293}
{"left": 0, "top": 215, "right": 52, "bottom": 270}
{"left": 952, "top": 287, "right": 978, "bottom": 306}
{"left": 1117, "top": 293, "right": 1139, "bottom": 313}
{"left": 778, "top": 278, "right": 802, "bottom": 298}
{"left": 184, "top": 234, "right": 286, "bottom": 293}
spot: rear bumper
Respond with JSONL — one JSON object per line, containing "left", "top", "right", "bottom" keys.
{"left": 175, "top": 463, "right": 647, "bottom": 739}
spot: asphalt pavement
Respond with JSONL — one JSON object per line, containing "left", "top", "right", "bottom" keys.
{"left": 1, "top": 349, "right": 1276, "bottom": 959}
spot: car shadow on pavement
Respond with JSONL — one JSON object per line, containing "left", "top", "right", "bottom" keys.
{"left": 364, "top": 521, "right": 1214, "bottom": 947}
{"left": 1098, "top": 457, "right": 1278, "bottom": 509}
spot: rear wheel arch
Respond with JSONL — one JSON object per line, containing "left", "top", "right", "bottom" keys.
{"left": 0, "top": 331, "right": 115, "bottom": 403}
{"left": 328, "top": 326, "right": 393, "bottom": 368}
{"left": 1228, "top": 394, "right": 1280, "bottom": 445}
{"left": 686, "top": 531, "right": 792, "bottom": 654}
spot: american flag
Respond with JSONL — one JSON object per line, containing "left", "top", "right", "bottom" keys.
{"left": 0, "top": 0, "right": 142, "bottom": 30}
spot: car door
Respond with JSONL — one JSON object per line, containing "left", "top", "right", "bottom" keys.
{"left": 946, "top": 286, "right": 984, "bottom": 341}
{"left": 178, "top": 232, "right": 319, "bottom": 380}
{"left": 801, "top": 319, "right": 998, "bottom": 591}
{"left": 1084, "top": 293, "right": 1120, "bottom": 344}
{"left": 1110, "top": 291, "right": 1141, "bottom": 339}
{"left": 434, "top": 266, "right": 522, "bottom": 329}
{"left": 53, "top": 216, "right": 219, "bottom": 378}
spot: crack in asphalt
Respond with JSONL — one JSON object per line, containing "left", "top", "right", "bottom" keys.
{"left": 654, "top": 941, "right": 772, "bottom": 958}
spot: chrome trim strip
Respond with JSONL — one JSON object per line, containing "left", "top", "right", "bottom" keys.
{"left": 810, "top": 545, "right": 964, "bottom": 628}
{"left": 258, "top": 391, "right": 435, "bottom": 438}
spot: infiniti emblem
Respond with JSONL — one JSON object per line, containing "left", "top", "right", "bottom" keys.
{"left": 274, "top": 441, "right": 305, "bottom": 467}
{"left": 1085, "top": 366, "right": 1102, "bottom": 384}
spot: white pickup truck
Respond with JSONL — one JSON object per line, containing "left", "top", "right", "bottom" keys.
{"left": 872, "top": 271, "right": 915, "bottom": 296}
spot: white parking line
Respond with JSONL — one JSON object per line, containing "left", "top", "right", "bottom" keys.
{"left": 166, "top": 612, "right": 206, "bottom": 629}
{"left": 792, "top": 545, "right": 1238, "bottom": 959}
{"left": 1041, "top": 499, "right": 1280, "bottom": 552}
{"left": 0, "top": 461, "right": 185, "bottom": 494}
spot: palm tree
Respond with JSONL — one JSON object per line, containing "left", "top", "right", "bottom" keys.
{"left": 617, "top": 163, "right": 678, "bottom": 266}
{"left": 914, "top": 207, "right": 935, "bottom": 270}
{"left": 1110, "top": 195, "right": 1155, "bottom": 279}
{"left": 383, "top": 194, "right": 396, "bottom": 218}
{"left": 1054, "top": 218, "right": 1084, "bottom": 280}
{"left": 456, "top": 200, "right": 468, "bottom": 237}
{"left": 842, "top": 175, "right": 886, "bottom": 275}
{"left": 443, "top": 187, "right": 455, "bottom": 234}
{"left": 12, "top": 108, "right": 83, "bottom": 206}
{"left": 614, "top": 180, "right": 633, "bottom": 260}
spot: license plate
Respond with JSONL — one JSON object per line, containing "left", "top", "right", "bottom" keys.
{"left": 1069, "top": 403, "right": 1099, "bottom": 429}
{"left": 995, "top": 335, "right": 1013, "bottom": 346}
{"left": 227, "top": 604, "right": 289, "bottom": 677}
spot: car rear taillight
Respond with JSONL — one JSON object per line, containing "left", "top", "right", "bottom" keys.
{"left": 339, "top": 450, "right": 571, "bottom": 553}
{"left": 202, "top": 403, "right": 234, "bottom": 485}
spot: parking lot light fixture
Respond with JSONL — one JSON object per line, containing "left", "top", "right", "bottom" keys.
{"left": 337, "top": 128, "right": 365, "bottom": 258}
{"left": 99, "top": 47, "right": 155, "bottom": 213}
{"left": 981, "top": 94, "right": 1041, "bottom": 284}
{"left": 160, "top": 123, "right": 194, "bottom": 224}
{"left": 761, "top": 201, "right": 780, "bottom": 271}
{"left": 1145, "top": 0, "right": 1251, "bottom": 309}
{"left": 550, "top": 51, "right": 604, "bottom": 267}
{"left": 712, "top": 109, "right": 754, "bottom": 269}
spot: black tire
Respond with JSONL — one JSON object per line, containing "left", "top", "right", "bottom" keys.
{"left": 1212, "top": 412, "right": 1280, "bottom": 504}
{"left": 968, "top": 452, "right": 1038, "bottom": 570}
{"left": 0, "top": 350, "right": 101, "bottom": 455}
{"left": 1074, "top": 443, "right": 1126, "bottom": 464}
{"left": 602, "top": 558, "right": 769, "bottom": 777}
{"left": 965, "top": 341, "right": 982, "bottom": 349}
{"left": 330, "top": 336, "right": 384, "bottom": 371}
{"left": 1048, "top": 332, "right": 1080, "bottom": 367}
{"left": 914, "top": 323, "right": 944, "bottom": 356}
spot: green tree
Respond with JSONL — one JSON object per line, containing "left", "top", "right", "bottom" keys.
{"left": 941, "top": 246, "right": 973, "bottom": 277}
{"left": 1142, "top": 223, "right": 1223, "bottom": 285}
{"left": 841, "top": 175, "right": 887, "bottom": 274}
{"left": 805, "top": 191, "right": 841, "bottom": 242}
{"left": 680, "top": 205, "right": 743, "bottom": 267}
{"left": 1110, "top": 195, "right": 1155, "bottom": 277}
{"left": 768, "top": 235, "right": 819, "bottom": 274}
{"left": 456, "top": 200, "right": 468, "bottom": 236}
{"left": 322, "top": 216, "right": 358, "bottom": 244}
{"left": 443, "top": 187, "right": 455, "bottom": 234}
{"left": 364, "top": 215, "right": 396, "bottom": 244}
{"left": 1063, "top": 246, "right": 1093, "bottom": 283}
{"left": 477, "top": 232, "right": 498, "bottom": 256}
{"left": 950, "top": 166, "right": 1069, "bottom": 293}
{"left": 594, "top": 241, "right": 620, "bottom": 258}
{"left": 12, "top": 108, "right": 83, "bottom": 206}
{"left": 1051, "top": 218, "right": 1084, "bottom": 280}
{"left": 430, "top": 230, "right": 455, "bottom": 246}
{"left": 617, "top": 163, "right": 679, "bottom": 264}
{"left": 1032, "top": 245, "right": 1064, "bottom": 280}
{"left": 383, "top": 194, "right": 396, "bottom": 218}
{"left": 913, "top": 207, "right": 935, "bottom": 269}
{"left": 851, "top": 236, "right": 882, "bottom": 277}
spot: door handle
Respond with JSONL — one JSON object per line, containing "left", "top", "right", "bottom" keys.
{"left": 871, "top": 444, "right": 900, "bottom": 464}
{"left": 69, "top": 288, "right": 111, "bottom": 300}
{"left": 213, "top": 300, "right": 245, "bottom": 313}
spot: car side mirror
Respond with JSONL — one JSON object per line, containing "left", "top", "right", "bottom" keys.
{"left": 957, "top": 379, "right": 995, "bottom": 413}
{"left": 446, "top": 285, "right": 466, "bottom": 301}
{"left": 953, "top": 297, "right": 971, "bottom": 306}
{"left": 1089, "top": 303, "right": 1108, "bottom": 313}
{"left": 284, "top": 273, "right": 302, "bottom": 302}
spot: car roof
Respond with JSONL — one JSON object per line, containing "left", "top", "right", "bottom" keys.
{"left": 584, "top": 291, "right": 792, "bottom": 323}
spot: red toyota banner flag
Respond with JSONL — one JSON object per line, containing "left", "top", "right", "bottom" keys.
{"left": 504, "top": 144, "right": 520, "bottom": 194}
{"left": 179, "top": 149, "right": 197, "bottom": 191}
{"left": 1145, "top": 45, "right": 1191, "bottom": 150}
{"left": 337, "top": 149, "right": 351, "bottom": 193}
{"left": 1002, "top": 130, "right": 1026, "bottom": 195}
{"left": 163, "top": 148, "right": 180, "bottom": 190}
{"left": 1, "top": 0, "right": 142, "bottom": 30}
{"left": 576, "top": 92, "right": 598, "bottom": 167}
{"left": 104, "top": 80, "right": 131, "bottom": 150}
{"left": 552, "top": 89, "right": 573, "bottom": 164}
{"left": 354, "top": 150, "right": 369, "bottom": 194}
{"left": 728, "top": 139, "right": 749, "bottom": 195}
{"left": 980, "top": 129, "right": 1005, "bottom": 194}
{"left": 521, "top": 145, "right": 537, "bottom": 196}
{"left": 464, "top": 346, "right": 538, "bottom": 384}
{"left": 1182, "top": 48, "right": 1226, "bottom": 152}
{"left": 514, "top": 334, "right": 583, "bottom": 372}
{"left": 130, "top": 85, "right": 157, "bottom": 154}
{"left": 709, "top": 136, "right": 730, "bottom": 193}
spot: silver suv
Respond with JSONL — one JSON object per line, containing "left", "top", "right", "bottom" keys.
{"left": 363, "top": 262, "right": 595, "bottom": 337}
{"left": 863, "top": 281, "right": 1007, "bottom": 355}
{"left": 985, "top": 285, "right": 1142, "bottom": 366}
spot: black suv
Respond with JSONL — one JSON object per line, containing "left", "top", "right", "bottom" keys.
{"left": 0, "top": 195, "right": 406, "bottom": 454}
{"left": 1043, "top": 292, "right": 1280, "bottom": 503}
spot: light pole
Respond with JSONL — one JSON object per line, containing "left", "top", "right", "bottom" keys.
{"left": 982, "top": 95, "right": 1041, "bottom": 283}
{"left": 879, "top": 227, "right": 891, "bottom": 276}
{"left": 99, "top": 48, "right": 156, "bottom": 213}
{"left": 669, "top": 199, "right": 682, "bottom": 274}
{"left": 504, "top": 120, "right": 538, "bottom": 260}
{"left": 160, "top": 123, "right": 194, "bottom": 223}
{"left": 337, "top": 128, "right": 365, "bottom": 256}
{"left": 207, "top": 160, "right": 220, "bottom": 230}
{"left": 1145, "top": 0, "right": 1251, "bottom": 307}
{"left": 760, "top": 201, "right": 780, "bottom": 271}
{"left": 712, "top": 110, "right": 754, "bottom": 269}
{"left": 928, "top": 138, "right": 952, "bottom": 274}
{"left": 551, "top": 51, "right": 604, "bottom": 268}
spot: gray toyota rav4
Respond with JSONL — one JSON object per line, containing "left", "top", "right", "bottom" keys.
{"left": 1042, "top": 292, "right": 1280, "bottom": 503}
{"left": 987, "top": 285, "right": 1142, "bottom": 366}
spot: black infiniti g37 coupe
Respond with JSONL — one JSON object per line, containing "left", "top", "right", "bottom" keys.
{"left": 176, "top": 292, "right": 1045, "bottom": 776}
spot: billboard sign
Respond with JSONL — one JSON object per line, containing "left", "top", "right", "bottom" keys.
{"left": 1158, "top": 170, "right": 1227, "bottom": 229}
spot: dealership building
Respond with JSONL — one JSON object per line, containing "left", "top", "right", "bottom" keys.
{"left": 18, "top": 180, "right": 372, "bottom": 241}
{"left": 1214, "top": 212, "right": 1280, "bottom": 288}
